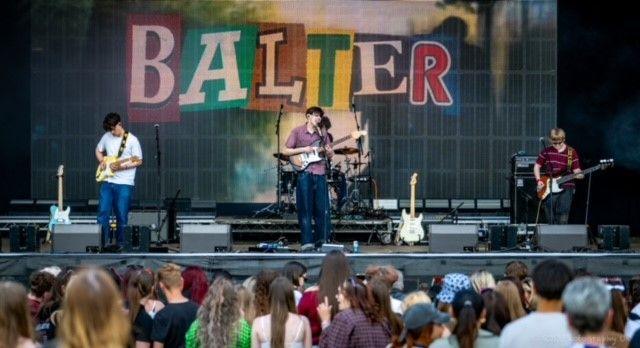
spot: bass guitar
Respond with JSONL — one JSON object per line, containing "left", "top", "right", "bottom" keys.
{"left": 289, "top": 130, "right": 366, "bottom": 171}
{"left": 47, "top": 165, "right": 71, "bottom": 242}
{"left": 398, "top": 173, "right": 424, "bottom": 245}
{"left": 95, "top": 156, "right": 142, "bottom": 182}
{"left": 537, "top": 159, "right": 614, "bottom": 200}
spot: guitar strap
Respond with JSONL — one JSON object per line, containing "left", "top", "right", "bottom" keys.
{"left": 117, "top": 132, "right": 129, "bottom": 158}
{"left": 566, "top": 146, "right": 574, "bottom": 174}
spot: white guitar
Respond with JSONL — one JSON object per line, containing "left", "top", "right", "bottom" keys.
{"left": 398, "top": 173, "right": 424, "bottom": 244}
{"left": 289, "top": 130, "right": 367, "bottom": 171}
{"left": 48, "top": 165, "right": 71, "bottom": 242}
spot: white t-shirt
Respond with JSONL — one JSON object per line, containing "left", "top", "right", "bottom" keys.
{"left": 499, "top": 312, "right": 573, "bottom": 348}
{"left": 96, "top": 132, "right": 142, "bottom": 186}
{"left": 625, "top": 303, "right": 640, "bottom": 338}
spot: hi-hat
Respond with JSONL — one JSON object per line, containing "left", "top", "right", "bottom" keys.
{"left": 334, "top": 147, "right": 359, "bottom": 155}
{"left": 349, "top": 162, "right": 367, "bottom": 166}
{"left": 273, "top": 153, "right": 289, "bottom": 161}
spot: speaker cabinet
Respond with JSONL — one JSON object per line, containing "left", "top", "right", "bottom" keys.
{"left": 429, "top": 224, "right": 478, "bottom": 253}
{"left": 10, "top": 225, "right": 38, "bottom": 252}
{"left": 489, "top": 225, "right": 518, "bottom": 251}
{"left": 180, "top": 224, "right": 232, "bottom": 253}
{"left": 536, "top": 225, "right": 588, "bottom": 252}
{"left": 124, "top": 225, "right": 151, "bottom": 252}
{"left": 599, "top": 225, "right": 630, "bottom": 251}
{"left": 53, "top": 224, "right": 101, "bottom": 253}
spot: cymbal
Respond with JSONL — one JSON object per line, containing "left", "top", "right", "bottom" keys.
{"left": 349, "top": 162, "right": 367, "bottom": 166}
{"left": 348, "top": 175, "right": 371, "bottom": 183}
{"left": 334, "top": 147, "right": 359, "bottom": 155}
{"left": 272, "top": 153, "right": 289, "bottom": 161}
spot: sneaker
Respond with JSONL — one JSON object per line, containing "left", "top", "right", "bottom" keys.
{"left": 300, "top": 243, "right": 315, "bottom": 252}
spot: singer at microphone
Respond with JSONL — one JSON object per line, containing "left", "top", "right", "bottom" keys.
{"left": 280, "top": 106, "right": 333, "bottom": 252}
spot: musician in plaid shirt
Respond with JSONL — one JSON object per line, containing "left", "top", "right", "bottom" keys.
{"left": 534, "top": 128, "right": 583, "bottom": 224}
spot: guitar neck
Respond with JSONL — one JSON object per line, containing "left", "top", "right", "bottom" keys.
{"left": 331, "top": 135, "right": 352, "bottom": 145}
{"left": 410, "top": 185, "right": 416, "bottom": 217}
{"left": 57, "top": 175, "right": 63, "bottom": 209}
{"left": 557, "top": 165, "right": 600, "bottom": 185}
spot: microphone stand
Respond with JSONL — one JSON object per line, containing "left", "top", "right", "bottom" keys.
{"left": 154, "top": 124, "right": 164, "bottom": 246}
{"left": 541, "top": 138, "right": 555, "bottom": 223}
{"left": 276, "top": 104, "right": 284, "bottom": 214}
{"left": 351, "top": 100, "right": 363, "bottom": 177}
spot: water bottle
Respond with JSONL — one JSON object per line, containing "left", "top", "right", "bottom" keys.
{"left": 353, "top": 240, "right": 360, "bottom": 254}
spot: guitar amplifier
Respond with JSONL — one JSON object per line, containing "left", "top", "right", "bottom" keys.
{"left": 10, "top": 225, "right": 38, "bottom": 252}
{"left": 53, "top": 224, "right": 101, "bottom": 253}
{"left": 180, "top": 223, "right": 232, "bottom": 253}
{"left": 429, "top": 224, "right": 478, "bottom": 252}
{"left": 512, "top": 155, "right": 537, "bottom": 174}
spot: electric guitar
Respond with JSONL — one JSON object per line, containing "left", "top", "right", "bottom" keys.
{"left": 398, "top": 173, "right": 424, "bottom": 244}
{"left": 47, "top": 165, "right": 71, "bottom": 242}
{"left": 537, "top": 159, "right": 614, "bottom": 200}
{"left": 95, "top": 156, "right": 142, "bottom": 182}
{"left": 289, "top": 130, "right": 367, "bottom": 171}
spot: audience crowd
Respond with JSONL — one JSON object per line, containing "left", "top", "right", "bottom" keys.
{"left": 2, "top": 253, "right": 640, "bottom": 348}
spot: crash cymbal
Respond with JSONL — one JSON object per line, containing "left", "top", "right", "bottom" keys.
{"left": 272, "top": 153, "right": 289, "bottom": 161}
{"left": 334, "top": 147, "right": 359, "bottom": 155}
{"left": 348, "top": 175, "right": 371, "bottom": 183}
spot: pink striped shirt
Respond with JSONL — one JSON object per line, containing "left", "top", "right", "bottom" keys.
{"left": 536, "top": 146, "right": 582, "bottom": 187}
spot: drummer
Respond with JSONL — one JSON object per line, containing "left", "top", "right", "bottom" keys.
{"left": 320, "top": 116, "right": 347, "bottom": 211}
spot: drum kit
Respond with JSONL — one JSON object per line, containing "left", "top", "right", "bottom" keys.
{"left": 272, "top": 146, "right": 373, "bottom": 215}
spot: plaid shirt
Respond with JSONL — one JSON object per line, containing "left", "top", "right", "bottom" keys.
{"left": 536, "top": 145, "right": 582, "bottom": 188}
{"left": 319, "top": 309, "right": 391, "bottom": 348}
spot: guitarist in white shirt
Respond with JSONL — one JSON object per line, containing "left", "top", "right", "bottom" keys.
{"left": 282, "top": 106, "right": 334, "bottom": 251}
{"left": 95, "top": 113, "right": 143, "bottom": 250}
{"left": 533, "top": 128, "right": 583, "bottom": 224}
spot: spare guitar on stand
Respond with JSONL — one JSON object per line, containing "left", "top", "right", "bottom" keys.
{"left": 397, "top": 173, "right": 424, "bottom": 245}
{"left": 47, "top": 165, "right": 71, "bottom": 243}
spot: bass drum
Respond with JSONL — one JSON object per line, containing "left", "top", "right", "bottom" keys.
{"left": 279, "top": 170, "right": 298, "bottom": 194}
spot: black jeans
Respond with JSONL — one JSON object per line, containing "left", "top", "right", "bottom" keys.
{"left": 544, "top": 188, "right": 574, "bottom": 224}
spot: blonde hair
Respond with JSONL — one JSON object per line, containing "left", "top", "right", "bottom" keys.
{"left": 157, "top": 263, "right": 183, "bottom": 290}
{"left": 549, "top": 128, "right": 566, "bottom": 142}
{"left": 496, "top": 280, "right": 526, "bottom": 321}
{"left": 236, "top": 284, "right": 256, "bottom": 324}
{"left": 401, "top": 290, "right": 431, "bottom": 312}
{"left": 470, "top": 270, "right": 496, "bottom": 293}
{"left": 59, "top": 268, "right": 130, "bottom": 348}
{"left": 198, "top": 278, "right": 241, "bottom": 348}
{"left": 0, "top": 281, "right": 34, "bottom": 348}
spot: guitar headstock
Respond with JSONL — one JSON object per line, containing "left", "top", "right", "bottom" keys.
{"left": 599, "top": 158, "right": 614, "bottom": 169}
{"left": 410, "top": 173, "right": 418, "bottom": 186}
{"left": 56, "top": 165, "right": 64, "bottom": 177}
{"left": 350, "top": 130, "right": 368, "bottom": 139}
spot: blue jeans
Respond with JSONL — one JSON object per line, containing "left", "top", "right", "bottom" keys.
{"left": 97, "top": 183, "right": 134, "bottom": 246}
{"left": 296, "top": 172, "right": 331, "bottom": 245}
{"left": 544, "top": 188, "right": 574, "bottom": 224}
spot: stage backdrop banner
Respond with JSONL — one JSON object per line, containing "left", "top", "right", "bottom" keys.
{"left": 31, "top": 0, "right": 557, "bottom": 203}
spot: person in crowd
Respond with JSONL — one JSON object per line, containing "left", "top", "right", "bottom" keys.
{"left": 391, "top": 269, "right": 406, "bottom": 301}
{"left": 480, "top": 289, "right": 510, "bottom": 335}
{"left": 127, "top": 269, "right": 164, "bottom": 348}
{"left": 436, "top": 273, "right": 472, "bottom": 314}
{"left": 391, "top": 303, "right": 450, "bottom": 348}
{"left": 499, "top": 259, "right": 574, "bottom": 348}
{"left": 318, "top": 277, "right": 391, "bottom": 347}
{"left": 151, "top": 263, "right": 199, "bottom": 348}
{"left": 626, "top": 276, "right": 640, "bottom": 338}
{"left": 469, "top": 270, "right": 496, "bottom": 294}
{"left": 504, "top": 261, "right": 529, "bottom": 281}
{"left": 521, "top": 277, "right": 536, "bottom": 311}
{"left": 601, "top": 278, "right": 630, "bottom": 348}
{"left": 27, "top": 271, "right": 55, "bottom": 321}
{"left": 495, "top": 280, "right": 526, "bottom": 321}
{"left": 367, "top": 278, "right": 404, "bottom": 339}
{"left": 563, "top": 277, "right": 624, "bottom": 348}
{"left": 36, "top": 267, "right": 76, "bottom": 342}
{"left": 251, "top": 276, "right": 312, "bottom": 348}
{"left": 298, "top": 250, "right": 352, "bottom": 346}
{"left": 282, "top": 261, "right": 308, "bottom": 306}
{"left": 254, "top": 269, "right": 280, "bottom": 317}
{"left": 236, "top": 284, "right": 256, "bottom": 326}
{"left": 55, "top": 268, "right": 130, "bottom": 348}
{"left": 364, "top": 265, "right": 403, "bottom": 314}
{"left": 0, "top": 281, "right": 39, "bottom": 348}
{"left": 185, "top": 277, "right": 251, "bottom": 348}
{"left": 430, "top": 289, "right": 499, "bottom": 348}
{"left": 182, "top": 266, "right": 209, "bottom": 305}
{"left": 401, "top": 290, "right": 432, "bottom": 312}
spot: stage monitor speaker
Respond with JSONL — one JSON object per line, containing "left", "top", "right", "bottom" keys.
{"left": 53, "top": 224, "right": 101, "bottom": 253}
{"left": 180, "top": 224, "right": 232, "bottom": 253}
{"left": 10, "top": 225, "right": 38, "bottom": 252}
{"left": 489, "top": 225, "right": 518, "bottom": 251}
{"left": 429, "top": 224, "right": 478, "bottom": 253}
{"left": 128, "top": 210, "right": 167, "bottom": 242}
{"left": 124, "top": 225, "right": 151, "bottom": 252}
{"left": 599, "top": 225, "right": 630, "bottom": 251}
{"left": 536, "top": 225, "right": 588, "bottom": 252}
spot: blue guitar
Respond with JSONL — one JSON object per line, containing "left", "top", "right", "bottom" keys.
{"left": 47, "top": 165, "right": 71, "bottom": 242}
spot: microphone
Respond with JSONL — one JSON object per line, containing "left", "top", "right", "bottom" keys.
{"left": 539, "top": 137, "right": 546, "bottom": 146}
{"left": 154, "top": 124, "right": 159, "bottom": 128}
{"left": 279, "top": 104, "right": 283, "bottom": 111}
{"left": 511, "top": 150, "right": 525, "bottom": 157}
